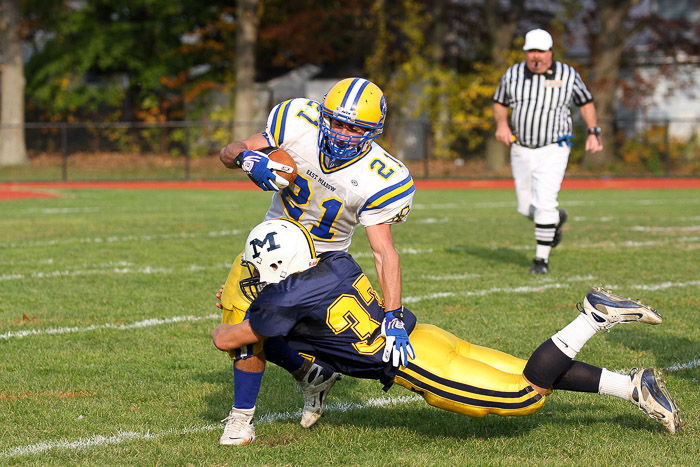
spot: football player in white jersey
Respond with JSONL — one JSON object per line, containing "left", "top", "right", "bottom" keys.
{"left": 215, "top": 78, "right": 416, "bottom": 446}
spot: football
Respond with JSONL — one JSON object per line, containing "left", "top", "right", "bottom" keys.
{"left": 267, "top": 147, "right": 298, "bottom": 185}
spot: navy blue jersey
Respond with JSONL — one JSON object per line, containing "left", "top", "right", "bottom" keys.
{"left": 248, "top": 251, "right": 416, "bottom": 381}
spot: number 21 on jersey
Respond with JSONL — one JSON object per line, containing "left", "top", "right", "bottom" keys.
{"left": 280, "top": 174, "right": 343, "bottom": 241}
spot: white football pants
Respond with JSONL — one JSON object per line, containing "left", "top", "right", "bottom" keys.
{"left": 510, "top": 143, "right": 569, "bottom": 225}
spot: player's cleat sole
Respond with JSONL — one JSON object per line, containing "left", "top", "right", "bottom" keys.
{"left": 551, "top": 209, "right": 567, "bottom": 248}
{"left": 219, "top": 407, "right": 256, "bottom": 446}
{"left": 529, "top": 257, "right": 549, "bottom": 274}
{"left": 630, "top": 368, "right": 682, "bottom": 434}
{"left": 578, "top": 287, "right": 662, "bottom": 331}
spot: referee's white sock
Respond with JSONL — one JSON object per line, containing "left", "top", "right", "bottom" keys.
{"left": 535, "top": 244, "right": 552, "bottom": 261}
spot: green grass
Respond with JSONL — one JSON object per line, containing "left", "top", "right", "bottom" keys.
{"left": 1, "top": 187, "right": 699, "bottom": 465}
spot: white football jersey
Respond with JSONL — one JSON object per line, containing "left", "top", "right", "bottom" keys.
{"left": 260, "top": 98, "right": 415, "bottom": 253}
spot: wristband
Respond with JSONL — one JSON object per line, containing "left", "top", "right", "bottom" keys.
{"left": 386, "top": 306, "right": 404, "bottom": 320}
{"left": 587, "top": 127, "right": 601, "bottom": 136}
{"left": 233, "top": 153, "right": 245, "bottom": 168}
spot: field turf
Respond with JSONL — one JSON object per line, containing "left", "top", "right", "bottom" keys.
{"left": 1, "top": 186, "right": 698, "bottom": 464}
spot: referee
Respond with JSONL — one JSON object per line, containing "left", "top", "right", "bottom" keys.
{"left": 493, "top": 29, "right": 603, "bottom": 274}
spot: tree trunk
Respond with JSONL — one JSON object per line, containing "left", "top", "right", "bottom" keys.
{"left": 0, "top": 0, "right": 28, "bottom": 167}
{"left": 233, "top": 0, "right": 260, "bottom": 142}
{"left": 584, "top": 0, "right": 637, "bottom": 167}
{"left": 483, "top": 0, "right": 524, "bottom": 171}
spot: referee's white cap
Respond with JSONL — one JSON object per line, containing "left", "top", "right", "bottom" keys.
{"left": 523, "top": 29, "right": 553, "bottom": 51}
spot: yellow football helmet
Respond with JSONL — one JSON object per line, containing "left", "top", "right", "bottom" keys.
{"left": 318, "top": 78, "right": 387, "bottom": 160}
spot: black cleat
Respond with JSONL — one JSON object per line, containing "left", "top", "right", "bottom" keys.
{"left": 529, "top": 257, "right": 549, "bottom": 274}
{"left": 551, "top": 209, "right": 567, "bottom": 248}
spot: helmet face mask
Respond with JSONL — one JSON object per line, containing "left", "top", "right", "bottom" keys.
{"left": 239, "top": 218, "right": 318, "bottom": 300}
{"left": 239, "top": 262, "right": 264, "bottom": 302}
{"left": 318, "top": 78, "right": 386, "bottom": 161}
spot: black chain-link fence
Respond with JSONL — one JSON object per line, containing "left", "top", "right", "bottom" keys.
{"left": 1, "top": 117, "right": 698, "bottom": 181}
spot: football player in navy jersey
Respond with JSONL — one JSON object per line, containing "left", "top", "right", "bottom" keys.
{"left": 211, "top": 219, "right": 681, "bottom": 444}
{"left": 215, "top": 78, "right": 415, "bottom": 445}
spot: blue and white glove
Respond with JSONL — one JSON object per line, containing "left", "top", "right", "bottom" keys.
{"left": 239, "top": 150, "right": 292, "bottom": 191}
{"left": 381, "top": 307, "right": 415, "bottom": 367}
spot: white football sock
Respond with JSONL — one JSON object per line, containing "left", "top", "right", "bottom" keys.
{"left": 551, "top": 314, "right": 598, "bottom": 358}
{"left": 535, "top": 244, "right": 552, "bottom": 261}
{"left": 598, "top": 368, "right": 633, "bottom": 400}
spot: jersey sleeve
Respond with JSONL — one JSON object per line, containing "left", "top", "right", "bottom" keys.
{"left": 571, "top": 69, "right": 594, "bottom": 107}
{"left": 264, "top": 98, "right": 320, "bottom": 148}
{"left": 247, "top": 293, "right": 299, "bottom": 338}
{"left": 358, "top": 167, "right": 415, "bottom": 227}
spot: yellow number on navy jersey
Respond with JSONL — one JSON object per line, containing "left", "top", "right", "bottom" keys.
{"left": 325, "top": 274, "right": 384, "bottom": 355}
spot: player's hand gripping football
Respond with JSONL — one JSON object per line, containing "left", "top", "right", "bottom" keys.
{"left": 381, "top": 307, "right": 415, "bottom": 367}
{"left": 239, "top": 150, "right": 294, "bottom": 191}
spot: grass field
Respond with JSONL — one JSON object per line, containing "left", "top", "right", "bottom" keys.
{"left": 1, "top": 186, "right": 698, "bottom": 465}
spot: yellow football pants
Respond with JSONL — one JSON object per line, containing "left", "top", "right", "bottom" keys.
{"left": 219, "top": 253, "right": 263, "bottom": 359}
{"left": 395, "top": 324, "right": 546, "bottom": 418}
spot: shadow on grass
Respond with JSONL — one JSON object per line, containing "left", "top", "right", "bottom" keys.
{"left": 321, "top": 398, "right": 668, "bottom": 439}
{"left": 195, "top": 365, "right": 366, "bottom": 423}
{"left": 195, "top": 364, "right": 668, "bottom": 439}
{"left": 445, "top": 244, "right": 531, "bottom": 269}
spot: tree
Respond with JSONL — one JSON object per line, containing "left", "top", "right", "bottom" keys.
{"left": 583, "top": 0, "right": 642, "bottom": 167}
{"left": 25, "top": 1, "right": 236, "bottom": 122}
{"left": 233, "top": 0, "right": 260, "bottom": 141}
{"left": 0, "top": 0, "right": 28, "bottom": 167}
{"left": 482, "top": 0, "right": 525, "bottom": 171}
{"left": 581, "top": 0, "right": 700, "bottom": 167}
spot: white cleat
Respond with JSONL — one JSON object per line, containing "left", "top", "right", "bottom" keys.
{"left": 578, "top": 287, "right": 662, "bottom": 331}
{"left": 629, "top": 368, "right": 682, "bottom": 434}
{"left": 219, "top": 406, "right": 256, "bottom": 446}
{"left": 296, "top": 362, "right": 341, "bottom": 429}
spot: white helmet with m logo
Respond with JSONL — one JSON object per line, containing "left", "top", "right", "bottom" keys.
{"left": 240, "top": 218, "right": 318, "bottom": 300}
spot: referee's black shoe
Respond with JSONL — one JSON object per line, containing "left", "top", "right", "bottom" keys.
{"left": 529, "top": 257, "right": 549, "bottom": 274}
{"left": 551, "top": 209, "right": 568, "bottom": 249}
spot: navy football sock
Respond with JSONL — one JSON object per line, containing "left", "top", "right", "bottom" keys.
{"left": 233, "top": 366, "right": 264, "bottom": 410}
{"left": 264, "top": 337, "right": 305, "bottom": 373}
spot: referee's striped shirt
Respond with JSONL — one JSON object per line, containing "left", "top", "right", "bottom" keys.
{"left": 493, "top": 61, "right": 594, "bottom": 148}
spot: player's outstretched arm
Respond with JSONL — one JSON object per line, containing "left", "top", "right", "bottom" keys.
{"left": 211, "top": 321, "right": 264, "bottom": 351}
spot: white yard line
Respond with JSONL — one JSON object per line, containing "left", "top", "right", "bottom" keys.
{"left": 0, "top": 229, "right": 243, "bottom": 249}
{"left": 0, "top": 314, "right": 219, "bottom": 340}
{"left": 412, "top": 198, "right": 700, "bottom": 211}
{"left": 0, "top": 263, "right": 231, "bottom": 281}
{"left": 630, "top": 225, "right": 700, "bottom": 232}
{"left": 403, "top": 276, "right": 596, "bottom": 304}
{"left": 0, "top": 395, "right": 423, "bottom": 459}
